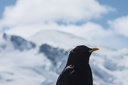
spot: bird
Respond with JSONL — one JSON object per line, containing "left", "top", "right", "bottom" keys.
{"left": 56, "top": 45, "right": 99, "bottom": 85}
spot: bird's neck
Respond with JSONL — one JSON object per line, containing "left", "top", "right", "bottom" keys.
{"left": 76, "top": 62, "right": 89, "bottom": 68}
{"left": 66, "top": 62, "right": 90, "bottom": 70}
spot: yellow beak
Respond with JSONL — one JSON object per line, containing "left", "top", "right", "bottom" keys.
{"left": 89, "top": 48, "right": 99, "bottom": 53}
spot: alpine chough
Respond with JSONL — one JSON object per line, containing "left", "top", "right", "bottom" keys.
{"left": 56, "top": 45, "right": 99, "bottom": 85}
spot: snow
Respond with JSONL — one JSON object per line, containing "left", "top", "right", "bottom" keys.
{"left": 0, "top": 29, "right": 128, "bottom": 85}
{"left": 0, "top": 50, "right": 56, "bottom": 85}
{"left": 28, "top": 30, "right": 95, "bottom": 50}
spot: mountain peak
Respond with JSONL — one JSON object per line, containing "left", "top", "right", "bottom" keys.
{"left": 29, "top": 30, "right": 95, "bottom": 50}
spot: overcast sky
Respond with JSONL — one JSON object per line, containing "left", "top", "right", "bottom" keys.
{"left": 0, "top": 0, "right": 128, "bottom": 49}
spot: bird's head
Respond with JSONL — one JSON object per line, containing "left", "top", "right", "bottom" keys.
{"left": 66, "top": 45, "right": 99, "bottom": 66}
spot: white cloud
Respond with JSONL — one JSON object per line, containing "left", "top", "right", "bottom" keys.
{"left": 0, "top": 0, "right": 113, "bottom": 28}
{"left": 5, "top": 20, "right": 128, "bottom": 49}
{"left": 5, "top": 22, "right": 111, "bottom": 39}
{"left": 5, "top": 24, "right": 44, "bottom": 38}
{"left": 55, "top": 22, "right": 128, "bottom": 49}
{"left": 108, "top": 15, "right": 128, "bottom": 37}
{"left": 2, "top": 0, "right": 127, "bottom": 49}
{"left": 61, "top": 22, "right": 112, "bottom": 38}
{"left": 5, "top": 22, "right": 115, "bottom": 47}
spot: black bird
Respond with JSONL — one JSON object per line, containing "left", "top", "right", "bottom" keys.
{"left": 56, "top": 45, "right": 99, "bottom": 85}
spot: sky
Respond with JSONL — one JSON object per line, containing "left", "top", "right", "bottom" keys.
{"left": 0, "top": 0, "right": 16, "bottom": 19}
{"left": 0, "top": 0, "right": 128, "bottom": 49}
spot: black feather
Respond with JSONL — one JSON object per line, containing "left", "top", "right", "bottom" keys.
{"left": 56, "top": 45, "right": 94, "bottom": 85}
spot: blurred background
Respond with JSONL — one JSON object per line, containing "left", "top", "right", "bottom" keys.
{"left": 0, "top": 0, "right": 128, "bottom": 85}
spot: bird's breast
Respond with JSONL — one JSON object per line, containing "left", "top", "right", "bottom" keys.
{"left": 73, "top": 66, "right": 93, "bottom": 85}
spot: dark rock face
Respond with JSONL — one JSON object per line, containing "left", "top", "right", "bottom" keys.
{"left": 39, "top": 44, "right": 68, "bottom": 65}
{"left": 10, "top": 35, "right": 36, "bottom": 51}
{"left": 3, "top": 33, "right": 8, "bottom": 40}
{"left": 2, "top": 33, "right": 36, "bottom": 51}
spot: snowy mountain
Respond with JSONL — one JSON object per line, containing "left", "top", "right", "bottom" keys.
{"left": 0, "top": 33, "right": 36, "bottom": 51}
{"left": 28, "top": 30, "right": 95, "bottom": 50}
{"left": 0, "top": 30, "right": 128, "bottom": 85}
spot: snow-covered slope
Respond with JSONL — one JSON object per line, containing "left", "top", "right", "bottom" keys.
{"left": 29, "top": 30, "right": 95, "bottom": 50}
{"left": 0, "top": 30, "right": 128, "bottom": 85}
